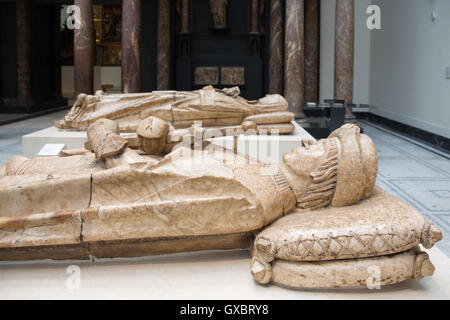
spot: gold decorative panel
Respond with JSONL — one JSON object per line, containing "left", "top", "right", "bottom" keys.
{"left": 221, "top": 67, "right": 245, "bottom": 85}
{"left": 194, "top": 67, "right": 219, "bottom": 85}
{"left": 92, "top": 4, "right": 122, "bottom": 66}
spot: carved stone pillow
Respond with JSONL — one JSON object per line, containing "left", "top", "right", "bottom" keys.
{"left": 253, "top": 187, "right": 442, "bottom": 263}
{"left": 251, "top": 247, "right": 436, "bottom": 288}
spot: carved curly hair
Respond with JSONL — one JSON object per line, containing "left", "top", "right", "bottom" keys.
{"left": 297, "top": 137, "right": 339, "bottom": 210}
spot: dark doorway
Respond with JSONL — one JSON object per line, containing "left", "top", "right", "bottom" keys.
{"left": 174, "top": 0, "right": 269, "bottom": 100}
{"left": 0, "top": 1, "right": 65, "bottom": 114}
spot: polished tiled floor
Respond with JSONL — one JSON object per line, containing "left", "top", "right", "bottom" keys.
{"left": 0, "top": 110, "right": 68, "bottom": 165}
{"left": 0, "top": 113, "right": 449, "bottom": 256}
{"left": 359, "top": 120, "right": 450, "bottom": 257}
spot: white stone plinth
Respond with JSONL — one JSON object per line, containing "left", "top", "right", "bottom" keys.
{"left": 22, "top": 121, "right": 314, "bottom": 160}
{"left": 22, "top": 127, "right": 88, "bottom": 158}
{"left": 0, "top": 247, "right": 448, "bottom": 299}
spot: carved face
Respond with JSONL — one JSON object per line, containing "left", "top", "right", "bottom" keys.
{"left": 280, "top": 137, "right": 338, "bottom": 203}
{"left": 282, "top": 138, "right": 331, "bottom": 178}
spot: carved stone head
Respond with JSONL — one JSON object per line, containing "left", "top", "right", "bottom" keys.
{"left": 280, "top": 124, "right": 378, "bottom": 209}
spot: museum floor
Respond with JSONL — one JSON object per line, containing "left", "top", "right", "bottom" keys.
{"left": 0, "top": 110, "right": 449, "bottom": 257}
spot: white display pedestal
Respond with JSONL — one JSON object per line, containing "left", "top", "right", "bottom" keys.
{"left": 0, "top": 247, "right": 448, "bottom": 299}
{"left": 22, "top": 121, "right": 314, "bottom": 160}
{"left": 22, "top": 127, "right": 87, "bottom": 158}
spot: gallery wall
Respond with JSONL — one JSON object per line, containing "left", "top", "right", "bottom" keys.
{"left": 369, "top": 0, "right": 450, "bottom": 138}
{"left": 321, "top": 0, "right": 450, "bottom": 139}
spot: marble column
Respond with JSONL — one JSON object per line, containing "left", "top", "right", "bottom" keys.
{"left": 334, "top": 0, "right": 355, "bottom": 120}
{"left": 304, "top": 0, "right": 319, "bottom": 104}
{"left": 157, "top": 0, "right": 171, "bottom": 90}
{"left": 250, "top": 0, "right": 260, "bottom": 34}
{"left": 16, "top": 0, "right": 32, "bottom": 100}
{"left": 74, "top": 0, "right": 94, "bottom": 96}
{"left": 268, "top": 0, "right": 283, "bottom": 94}
{"left": 284, "top": 0, "right": 305, "bottom": 118}
{"left": 122, "top": 0, "right": 141, "bottom": 93}
{"left": 180, "top": 0, "right": 190, "bottom": 34}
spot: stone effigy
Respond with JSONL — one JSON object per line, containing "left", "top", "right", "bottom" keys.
{"left": 0, "top": 118, "right": 442, "bottom": 289}
{"left": 54, "top": 86, "right": 295, "bottom": 135}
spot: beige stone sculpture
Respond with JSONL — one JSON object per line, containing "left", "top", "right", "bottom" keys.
{"left": 0, "top": 121, "right": 442, "bottom": 289}
{"left": 55, "top": 86, "right": 295, "bottom": 135}
{"left": 260, "top": 248, "right": 435, "bottom": 289}
{"left": 209, "top": 0, "right": 228, "bottom": 28}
